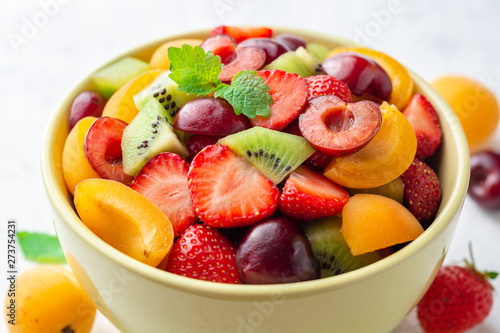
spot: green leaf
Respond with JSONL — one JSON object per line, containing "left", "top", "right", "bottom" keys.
{"left": 168, "top": 45, "right": 222, "bottom": 96}
{"left": 214, "top": 70, "right": 273, "bottom": 119}
{"left": 17, "top": 232, "right": 66, "bottom": 264}
{"left": 487, "top": 271, "right": 498, "bottom": 280}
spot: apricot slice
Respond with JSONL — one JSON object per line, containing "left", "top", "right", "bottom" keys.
{"left": 324, "top": 102, "right": 416, "bottom": 188}
{"left": 4, "top": 265, "right": 95, "bottom": 333}
{"left": 341, "top": 194, "right": 424, "bottom": 255}
{"left": 63, "top": 116, "right": 100, "bottom": 194}
{"left": 74, "top": 179, "right": 173, "bottom": 267}
{"left": 149, "top": 38, "right": 204, "bottom": 70}
{"left": 328, "top": 47, "right": 414, "bottom": 110}
{"left": 102, "top": 69, "right": 162, "bottom": 124}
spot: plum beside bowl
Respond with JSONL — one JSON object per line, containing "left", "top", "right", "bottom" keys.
{"left": 41, "top": 28, "right": 469, "bottom": 333}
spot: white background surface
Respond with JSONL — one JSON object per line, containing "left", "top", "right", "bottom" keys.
{"left": 1, "top": 0, "right": 500, "bottom": 332}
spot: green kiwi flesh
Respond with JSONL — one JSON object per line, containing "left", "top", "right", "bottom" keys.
{"left": 91, "top": 57, "right": 150, "bottom": 99}
{"left": 306, "top": 42, "right": 331, "bottom": 62}
{"left": 346, "top": 178, "right": 405, "bottom": 203}
{"left": 302, "top": 216, "right": 387, "bottom": 278}
{"left": 133, "top": 70, "right": 196, "bottom": 123}
{"left": 264, "top": 47, "right": 319, "bottom": 77}
{"left": 217, "top": 127, "right": 315, "bottom": 184}
{"left": 122, "top": 98, "right": 188, "bottom": 176}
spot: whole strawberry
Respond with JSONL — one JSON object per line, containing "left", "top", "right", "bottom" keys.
{"left": 306, "top": 75, "right": 353, "bottom": 102}
{"left": 400, "top": 158, "right": 442, "bottom": 226}
{"left": 417, "top": 247, "right": 498, "bottom": 333}
{"left": 166, "top": 224, "right": 242, "bottom": 284}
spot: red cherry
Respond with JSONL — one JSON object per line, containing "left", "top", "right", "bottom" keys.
{"left": 469, "top": 151, "right": 500, "bottom": 209}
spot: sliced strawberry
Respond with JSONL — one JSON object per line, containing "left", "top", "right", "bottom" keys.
{"left": 200, "top": 34, "right": 237, "bottom": 64}
{"left": 250, "top": 70, "right": 309, "bottom": 131}
{"left": 218, "top": 47, "right": 266, "bottom": 82}
{"left": 130, "top": 152, "right": 195, "bottom": 237}
{"left": 306, "top": 75, "right": 353, "bottom": 103}
{"left": 166, "top": 224, "right": 241, "bottom": 284}
{"left": 186, "top": 134, "right": 220, "bottom": 162}
{"left": 400, "top": 158, "right": 442, "bottom": 226}
{"left": 84, "top": 117, "right": 133, "bottom": 185}
{"left": 188, "top": 145, "right": 279, "bottom": 228}
{"left": 279, "top": 165, "right": 349, "bottom": 220}
{"left": 211, "top": 26, "right": 273, "bottom": 43}
{"left": 402, "top": 93, "right": 442, "bottom": 160}
{"left": 283, "top": 119, "right": 331, "bottom": 170}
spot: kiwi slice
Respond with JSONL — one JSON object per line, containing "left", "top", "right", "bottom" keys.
{"left": 346, "top": 178, "right": 405, "bottom": 203}
{"left": 302, "top": 216, "right": 387, "bottom": 278}
{"left": 217, "top": 127, "right": 315, "bottom": 184}
{"left": 122, "top": 98, "right": 188, "bottom": 176}
{"left": 133, "top": 70, "right": 196, "bottom": 123}
{"left": 91, "top": 57, "right": 150, "bottom": 99}
{"left": 264, "top": 47, "right": 319, "bottom": 77}
{"left": 306, "top": 42, "right": 331, "bottom": 62}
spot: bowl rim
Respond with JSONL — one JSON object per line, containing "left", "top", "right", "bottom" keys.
{"left": 41, "top": 27, "right": 470, "bottom": 300}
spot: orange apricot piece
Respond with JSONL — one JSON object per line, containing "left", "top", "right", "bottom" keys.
{"left": 63, "top": 116, "right": 100, "bottom": 194}
{"left": 4, "top": 265, "right": 95, "bottom": 333}
{"left": 102, "top": 69, "right": 163, "bottom": 124}
{"left": 431, "top": 75, "right": 499, "bottom": 150}
{"left": 74, "top": 179, "right": 173, "bottom": 267}
{"left": 150, "top": 38, "right": 204, "bottom": 70}
{"left": 341, "top": 194, "right": 424, "bottom": 255}
{"left": 324, "top": 102, "right": 416, "bottom": 188}
{"left": 328, "top": 47, "right": 414, "bottom": 110}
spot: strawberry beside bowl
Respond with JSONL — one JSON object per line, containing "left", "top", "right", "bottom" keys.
{"left": 41, "top": 28, "right": 469, "bottom": 333}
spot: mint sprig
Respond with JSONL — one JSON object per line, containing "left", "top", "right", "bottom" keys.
{"left": 168, "top": 45, "right": 273, "bottom": 118}
{"left": 214, "top": 70, "right": 272, "bottom": 118}
{"left": 168, "top": 45, "right": 222, "bottom": 96}
{"left": 17, "top": 231, "right": 66, "bottom": 263}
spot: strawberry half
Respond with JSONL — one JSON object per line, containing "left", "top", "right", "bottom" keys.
{"left": 417, "top": 248, "right": 497, "bottom": 333}
{"left": 187, "top": 145, "right": 279, "bottom": 228}
{"left": 211, "top": 26, "right": 273, "bottom": 43}
{"left": 400, "top": 158, "right": 442, "bottom": 226}
{"left": 250, "top": 70, "right": 309, "bottom": 131}
{"left": 166, "top": 224, "right": 242, "bottom": 284}
{"left": 84, "top": 117, "right": 133, "bottom": 185}
{"left": 306, "top": 75, "right": 353, "bottom": 103}
{"left": 402, "top": 93, "right": 442, "bottom": 160}
{"left": 130, "top": 152, "right": 195, "bottom": 237}
{"left": 279, "top": 165, "right": 349, "bottom": 220}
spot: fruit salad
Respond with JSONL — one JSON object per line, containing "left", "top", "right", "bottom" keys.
{"left": 62, "top": 26, "right": 444, "bottom": 285}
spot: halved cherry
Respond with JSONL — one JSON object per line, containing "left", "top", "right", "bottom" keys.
{"left": 298, "top": 95, "right": 382, "bottom": 156}
{"left": 200, "top": 34, "right": 237, "bottom": 64}
{"left": 84, "top": 117, "right": 133, "bottom": 185}
{"left": 218, "top": 47, "right": 266, "bottom": 82}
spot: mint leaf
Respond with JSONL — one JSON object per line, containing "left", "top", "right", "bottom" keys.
{"left": 17, "top": 232, "right": 66, "bottom": 264}
{"left": 214, "top": 70, "right": 273, "bottom": 118}
{"left": 168, "top": 45, "right": 222, "bottom": 96}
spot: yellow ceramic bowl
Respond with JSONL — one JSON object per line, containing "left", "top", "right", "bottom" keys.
{"left": 41, "top": 28, "right": 469, "bottom": 333}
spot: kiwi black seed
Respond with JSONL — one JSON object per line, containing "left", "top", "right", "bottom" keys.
{"left": 302, "top": 217, "right": 388, "bottom": 278}
{"left": 122, "top": 98, "right": 188, "bottom": 176}
{"left": 133, "top": 70, "right": 196, "bottom": 124}
{"left": 217, "top": 127, "right": 315, "bottom": 184}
